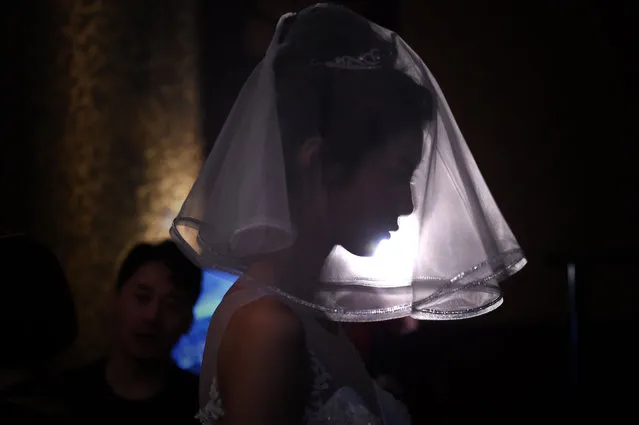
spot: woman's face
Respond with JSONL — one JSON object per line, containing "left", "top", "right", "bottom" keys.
{"left": 326, "top": 130, "right": 423, "bottom": 256}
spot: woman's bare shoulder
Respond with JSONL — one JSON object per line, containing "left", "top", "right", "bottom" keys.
{"left": 216, "top": 296, "right": 309, "bottom": 424}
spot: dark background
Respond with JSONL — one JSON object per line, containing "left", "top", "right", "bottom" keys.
{"left": 4, "top": 0, "right": 636, "bottom": 420}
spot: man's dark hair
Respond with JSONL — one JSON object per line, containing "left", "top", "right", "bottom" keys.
{"left": 0, "top": 234, "right": 77, "bottom": 368}
{"left": 116, "top": 240, "right": 202, "bottom": 305}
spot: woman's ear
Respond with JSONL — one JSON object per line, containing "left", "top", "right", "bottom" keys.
{"left": 296, "top": 137, "right": 347, "bottom": 185}
{"left": 297, "top": 137, "right": 348, "bottom": 185}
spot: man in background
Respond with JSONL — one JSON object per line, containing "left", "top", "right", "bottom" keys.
{"left": 57, "top": 240, "right": 202, "bottom": 424}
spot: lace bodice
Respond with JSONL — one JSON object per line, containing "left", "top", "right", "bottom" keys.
{"left": 195, "top": 286, "right": 411, "bottom": 425}
{"left": 196, "top": 350, "right": 410, "bottom": 425}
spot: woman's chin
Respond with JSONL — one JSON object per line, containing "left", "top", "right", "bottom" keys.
{"left": 343, "top": 235, "right": 389, "bottom": 258}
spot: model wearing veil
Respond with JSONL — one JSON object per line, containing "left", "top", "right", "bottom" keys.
{"left": 172, "top": 4, "right": 526, "bottom": 425}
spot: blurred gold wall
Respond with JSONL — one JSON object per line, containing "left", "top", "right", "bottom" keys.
{"left": 18, "top": 0, "right": 202, "bottom": 364}
{"left": 4, "top": 0, "right": 400, "bottom": 367}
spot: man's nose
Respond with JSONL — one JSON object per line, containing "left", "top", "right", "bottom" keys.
{"left": 141, "top": 299, "right": 162, "bottom": 322}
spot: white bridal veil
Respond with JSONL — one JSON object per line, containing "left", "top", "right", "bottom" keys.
{"left": 171, "top": 3, "right": 526, "bottom": 321}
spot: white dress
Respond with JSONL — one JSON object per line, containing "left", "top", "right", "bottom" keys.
{"left": 195, "top": 287, "right": 411, "bottom": 425}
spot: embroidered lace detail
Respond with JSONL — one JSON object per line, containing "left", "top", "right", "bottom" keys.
{"left": 303, "top": 350, "right": 332, "bottom": 422}
{"left": 195, "top": 349, "right": 410, "bottom": 425}
{"left": 375, "top": 385, "right": 411, "bottom": 425}
{"left": 308, "top": 387, "right": 382, "bottom": 425}
{"left": 195, "top": 376, "right": 223, "bottom": 424}
{"left": 195, "top": 351, "right": 334, "bottom": 425}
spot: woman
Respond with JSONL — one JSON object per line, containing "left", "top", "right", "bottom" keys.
{"left": 172, "top": 4, "right": 526, "bottom": 425}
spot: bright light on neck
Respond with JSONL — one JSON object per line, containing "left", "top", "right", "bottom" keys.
{"left": 320, "top": 214, "right": 420, "bottom": 288}
{"left": 371, "top": 214, "right": 419, "bottom": 283}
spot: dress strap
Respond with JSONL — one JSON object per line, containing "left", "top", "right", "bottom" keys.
{"left": 198, "top": 285, "right": 270, "bottom": 406}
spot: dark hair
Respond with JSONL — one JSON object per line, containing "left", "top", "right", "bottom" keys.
{"left": 0, "top": 235, "right": 77, "bottom": 368}
{"left": 274, "top": 5, "right": 434, "bottom": 186}
{"left": 116, "top": 240, "right": 202, "bottom": 304}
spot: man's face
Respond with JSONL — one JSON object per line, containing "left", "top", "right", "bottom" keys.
{"left": 112, "top": 261, "right": 194, "bottom": 360}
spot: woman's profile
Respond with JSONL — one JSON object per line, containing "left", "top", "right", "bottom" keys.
{"left": 172, "top": 4, "right": 526, "bottom": 425}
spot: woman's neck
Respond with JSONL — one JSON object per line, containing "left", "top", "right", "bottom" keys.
{"left": 247, "top": 178, "right": 335, "bottom": 291}
{"left": 247, "top": 236, "right": 332, "bottom": 295}
{"left": 244, "top": 233, "right": 344, "bottom": 335}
